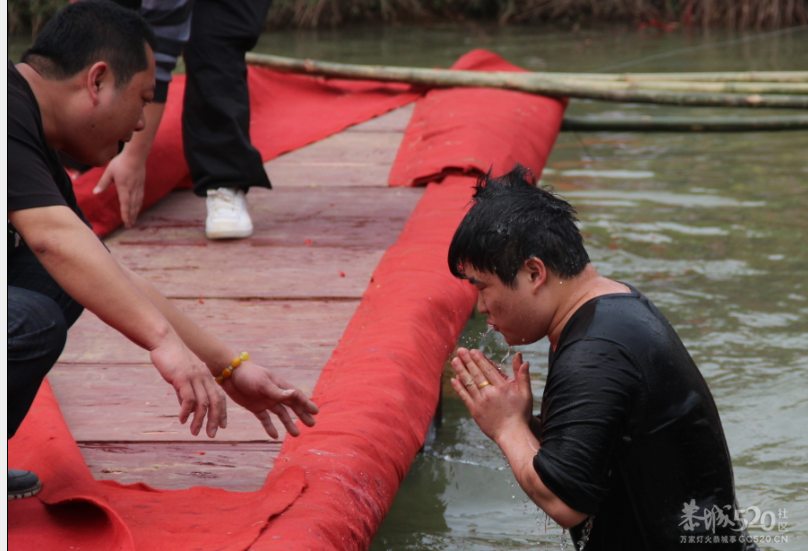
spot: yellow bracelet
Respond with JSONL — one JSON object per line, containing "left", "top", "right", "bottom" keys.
{"left": 215, "top": 352, "right": 249, "bottom": 385}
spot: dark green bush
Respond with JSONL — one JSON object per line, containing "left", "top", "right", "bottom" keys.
{"left": 263, "top": 0, "right": 808, "bottom": 28}
{"left": 8, "top": 0, "right": 806, "bottom": 34}
{"left": 8, "top": 0, "right": 68, "bottom": 36}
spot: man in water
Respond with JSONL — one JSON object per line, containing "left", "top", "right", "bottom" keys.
{"left": 448, "top": 166, "right": 755, "bottom": 549}
{"left": 8, "top": 0, "right": 317, "bottom": 499}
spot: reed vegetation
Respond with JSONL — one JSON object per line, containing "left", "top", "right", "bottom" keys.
{"left": 8, "top": 0, "right": 68, "bottom": 36}
{"left": 265, "top": 0, "right": 808, "bottom": 29}
{"left": 7, "top": 0, "right": 808, "bottom": 34}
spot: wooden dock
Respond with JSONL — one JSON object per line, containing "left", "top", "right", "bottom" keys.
{"left": 49, "top": 105, "right": 422, "bottom": 492}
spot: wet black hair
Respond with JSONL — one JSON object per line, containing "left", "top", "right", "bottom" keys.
{"left": 448, "top": 165, "right": 590, "bottom": 288}
{"left": 21, "top": 0, "right": 157, "bottom": 88}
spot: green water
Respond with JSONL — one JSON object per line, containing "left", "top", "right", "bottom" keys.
{"left": 9, "top": 22, "right": 807, "bottom": 550}
{"left": 244, "top": 25, "right": 806, "bottom": 551}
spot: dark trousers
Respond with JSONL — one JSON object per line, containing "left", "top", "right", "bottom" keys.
{"left": 183, "top": 0, "right": 274, "bottom": 196}
{"left": 7, "top": 246, "right": 84, "bottom": 439}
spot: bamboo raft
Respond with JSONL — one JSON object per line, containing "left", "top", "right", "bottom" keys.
{"left": 246, "top": 53, "right": 808, "bottom": 108}
{"left": 247, "top": 54, "right": 808, "bottom": 131}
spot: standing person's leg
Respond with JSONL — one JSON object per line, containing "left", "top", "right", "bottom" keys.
{"left": 7, "top": 245, "right": 85, "bottom": 499}
{"left": 183, "top": 0, "right": 273, "bottom": 240}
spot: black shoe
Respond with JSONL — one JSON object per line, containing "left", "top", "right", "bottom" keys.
{"left": 8, "top": 469, "right": 42, "bottom": 500}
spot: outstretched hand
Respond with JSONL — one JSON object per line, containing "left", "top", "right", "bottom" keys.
{"left": 150, "top": 340, "right": 228, "bottom": 439}
{"left": 450, "top": 348, "right": 533, "bottom": 443}
{"left": 94, "top": 149, "right": 146, "bottom": 228}
{"left": 221, "top": 362, "right": 319, "bottom": 439}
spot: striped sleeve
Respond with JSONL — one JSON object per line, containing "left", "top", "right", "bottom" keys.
{"left": 139, "top": 0, "right": 194, "bottom": 101}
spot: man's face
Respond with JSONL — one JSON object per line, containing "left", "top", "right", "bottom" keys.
{"left": 74, "top": 46, "right": 156, "bottom": 166}
{"left": 465, "top": 264, "right": 549, "bottom": 346}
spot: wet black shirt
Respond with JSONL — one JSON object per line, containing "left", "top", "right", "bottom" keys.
{"left": 534, "top": 285, "right": 747, "bottom": 550}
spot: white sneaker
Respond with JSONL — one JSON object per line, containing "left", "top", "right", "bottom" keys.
{"left": 205, "top": 188, "right": 253, "bottom": 239}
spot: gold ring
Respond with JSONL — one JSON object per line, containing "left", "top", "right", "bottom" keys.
{"left": 477, "top": 381, "right": 490, "bottom": 389}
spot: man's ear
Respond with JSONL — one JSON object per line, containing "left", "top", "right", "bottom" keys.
{"left": 85, "top": 61, "right": 112, "bottom": 104}
{"left": 523, "top": 257, "right": 547, "bottom": 294}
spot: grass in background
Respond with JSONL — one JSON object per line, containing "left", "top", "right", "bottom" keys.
{"left": 7, "top": 0, "right": 807, "bottom": 36}
{"left": 8, "top": 0, "right": 68, "bottom": 37}
{"left": 264, "top": 0, "right": 808, "bottom": 29}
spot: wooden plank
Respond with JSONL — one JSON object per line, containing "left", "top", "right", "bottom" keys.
{"left": 60, "top": 299, "right": 358, "bottom": 366}
{"left": 77, "top": 442, "right": 281, "bottom": 491}
{"left": 344, "top": 104, "right": 414, "bottom": 133}
{"left": 45, "top": 107, "right": 422, "bottom": 491}
{"left": 111, "top": 214, "right": 412, "bottom": 250}
{"left": 112, "top": 245, "right": 381, "bottom": 298}
{"left": 264, "top": 105, "right": 415, "bottom": 187}
{"left": 265, "top": 131, "right": 404, "bottom": 166}
{"left": 53, "top": 362, "right": 321, "bottom": 391}
{"left": 107, "top": 187, "right": 423, "bottom": 248}
{"left": 130, "top": 188, "right": 422, "bottom": 226}
{"left": 49, "top": 365, "right": 314, "bottom": 442}
{"left": 265, "top": 162, "right": 395, "bottom": 188}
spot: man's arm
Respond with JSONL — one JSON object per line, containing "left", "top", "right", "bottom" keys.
{"left": 494, "top": 419, "right": 587, "bottom": 528}
{"left": 450, "top": 348, "right": 588, "bottom": 529}
{"left": 93, "top": 101, "right": 165, "bottom": 227}
{"left": 10, "top": 204, "right": 226, "bottom": 437}
{"left": 118, "top": 264, "right": 320, "bottom": 438}
{"left": 11, "top": 204, "right": 318, "bottom": 438}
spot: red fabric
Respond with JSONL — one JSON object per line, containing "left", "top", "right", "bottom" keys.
{"left": 389, "top": 49, "right": 568, "bottom": 187}
{"left": 8, "top": 379, "right": 307, "bottom": 551}
{"left": 75, "top": 68, "right": 421, "bottom": 237}
{"left": 252, "top": 51, "right": 566, "bottom": 550}
{"left": 252, "top": 176, "right": 479, "bottom": 550}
